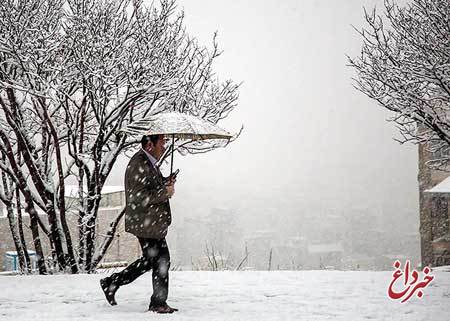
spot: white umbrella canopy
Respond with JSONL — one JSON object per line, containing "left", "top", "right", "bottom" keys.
{"left": 121, "top": 112, "right": 233, "bottom": 140}
{"left": 120, "top": 111, "right": 234, "bottom": 174}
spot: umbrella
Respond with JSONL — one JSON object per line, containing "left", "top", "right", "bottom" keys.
{"left": 120, "top": 111, "right": 234, "bottom": 174}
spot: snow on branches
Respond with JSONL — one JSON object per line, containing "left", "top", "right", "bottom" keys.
{"left": 0, "top": 0, "right": 239, "bottom": 273}
{"left": 348, "top": 0, "right": 450, "bottom": 170}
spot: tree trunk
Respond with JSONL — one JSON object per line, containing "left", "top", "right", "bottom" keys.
{"left": 25, "top": 201, "right": 47, "bottom": 274}
{"left": 16, "top": 194, "right": 31, "bottom": 272}
{"left": 5, "top": 203, "right": 27, "bottom": 272}
{"left": 44, "top": 105, "right": 78, "bottom": 273}
{"left": 85, "top": 209, "right": 99, "bottom": 273}
{"left": 44, "top": 206, "right": 67, "bottom": 271}
{"left": 85, "top": 181, "right": 103, "bottom": 272}
{"left": 60, "top": 211, "right": 78, "bottom": 274}
{"left": 78, "top": 211, "right": 86, "bottom": 270}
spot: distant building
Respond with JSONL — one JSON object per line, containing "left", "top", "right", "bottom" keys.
{"left": 0, "top": 186, "right": 141, "bottom": 271}
{"left": 64, "top": 185, "right": 126, "bottom": 209}
{"left": 418, "top": 140, "right": 450, "bottom": 267}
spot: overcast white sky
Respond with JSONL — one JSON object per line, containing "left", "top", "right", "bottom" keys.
{"left": 109, "top": 0, "right": 418, "bottom": 230}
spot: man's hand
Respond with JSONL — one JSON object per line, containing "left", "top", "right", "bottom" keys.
{"left": 167, "top": 174, "right": 177, "bottom": 184}
{"left": 168, "top": 170, "right": 179, "bottom": 182}
{"left": 166, "top": 181, "right": 175, "bottom": 198}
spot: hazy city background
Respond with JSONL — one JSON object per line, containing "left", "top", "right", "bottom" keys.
{"left": 105, "top": 0, "right": 420, "bottom": 270}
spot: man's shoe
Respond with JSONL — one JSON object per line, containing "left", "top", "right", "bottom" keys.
{"left": 165, "top": 304, "right": 178, "bottom": 312}
{"left": 100, "top": 277, "right": 118, "bottom": 306}
{"left": 148, "top": 303, "right": 178, "bottom": 314}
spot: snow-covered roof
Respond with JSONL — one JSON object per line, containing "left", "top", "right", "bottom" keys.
{"left": 425, "top": 176, "right": 450, "bottom": 194}
{"left": 64, "top": 185, "right": 124, "bottom": 198}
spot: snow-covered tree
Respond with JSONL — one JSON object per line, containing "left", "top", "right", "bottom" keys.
{"left": 0, "top": 0, "right": 239, "bottom": 274}
{"left": 348, "top": 0, "right": 449, "bottom": 170}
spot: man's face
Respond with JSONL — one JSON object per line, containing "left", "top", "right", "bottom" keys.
{"left": 149, "top": 134, "right": 167, "bottom": 160}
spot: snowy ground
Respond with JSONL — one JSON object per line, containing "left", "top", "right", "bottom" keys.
{"left": 0, "top": 269, "right": 449, "bottom": 321}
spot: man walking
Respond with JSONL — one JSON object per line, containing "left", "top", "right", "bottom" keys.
{"left": 100, "top": 134, "right": 178, "bottom": 314}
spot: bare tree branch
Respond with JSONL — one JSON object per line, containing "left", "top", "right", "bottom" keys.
{"left": 349, "top": 0, "right": 450, "bottom": 170}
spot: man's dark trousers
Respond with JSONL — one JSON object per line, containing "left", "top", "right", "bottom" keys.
{"left": 110, "top": 238, "right": 170, "bottom": 307}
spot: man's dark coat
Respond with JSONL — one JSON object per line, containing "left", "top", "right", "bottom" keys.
{"left": 125, "top": 149, "right": 171, "bottom": 239}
